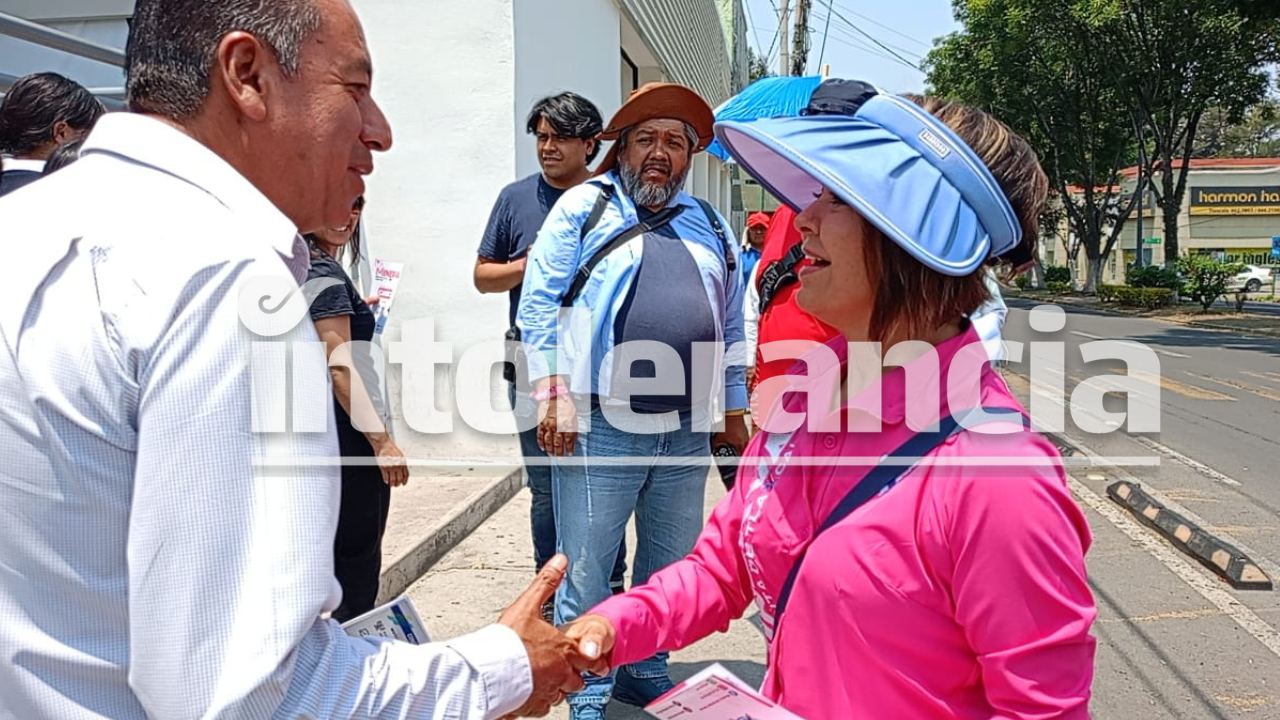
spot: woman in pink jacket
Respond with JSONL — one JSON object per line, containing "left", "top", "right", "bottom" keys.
{"left": 568, "top": 80, "right": 1097, "bottom": 719}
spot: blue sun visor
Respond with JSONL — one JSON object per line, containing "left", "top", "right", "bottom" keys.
{"left": 714, "top": 89, "right": 1021, "bottom": 276}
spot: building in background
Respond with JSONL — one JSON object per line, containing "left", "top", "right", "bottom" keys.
{"left": 1048, "top": 158, "right": 1280, "bottom": 286}
{"left": 1, "top": 0, "right": 745, "bottom": 460}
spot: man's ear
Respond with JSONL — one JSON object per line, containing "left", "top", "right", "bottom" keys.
{"left": 51, "top": 120, "right": 74, "bottom": 145}
{"left": 213, "top": 31, "right": 276, "bottom": 122}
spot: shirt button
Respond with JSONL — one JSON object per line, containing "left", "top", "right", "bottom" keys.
{"left": 822, "top": 435, "right": 837, "bottom": 450}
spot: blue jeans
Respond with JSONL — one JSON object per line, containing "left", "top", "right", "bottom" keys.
{"left": 552, "top": 404, "right": 709, "bottom": 716}
{"left": 509, "top": 384, "right": 627, "bottom": 585}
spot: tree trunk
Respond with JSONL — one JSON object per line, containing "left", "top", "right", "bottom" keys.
{"left": 1085, "top": 256, "right": 1104, "bottom": 294}
{"left": 1161, "top": 163, "right": 1180, "bottom": 265}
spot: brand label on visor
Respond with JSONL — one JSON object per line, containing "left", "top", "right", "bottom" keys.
{"left": 918, "top": 129, "right": 952, "bottom": 159}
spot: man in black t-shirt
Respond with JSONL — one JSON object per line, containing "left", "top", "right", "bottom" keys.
{"left": 474, "top": 93, "right": 627, "bottom": 615}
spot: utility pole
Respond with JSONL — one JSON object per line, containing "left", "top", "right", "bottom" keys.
{"left": 790, "top": 0, "right": 811, "bottom": 76}
{"left": 778, "top": 0, "right": 790, "bottom": 77}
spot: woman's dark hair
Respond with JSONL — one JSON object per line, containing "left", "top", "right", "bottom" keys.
{"left": 0, "top": 73, "right": 105, "bottom": 156}
{"left": 861, "top": 95, "right": 1048, "bottom": 345}
{"left": 526, "top": 92, "right": 604, "bottom": 164}
{"left": 43, "top": 139, "right": 86, "bottom": 176}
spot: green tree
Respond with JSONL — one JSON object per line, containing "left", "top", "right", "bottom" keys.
{"left": 1091, "top": 0, "right": 1280, "bottom": 264}
{"left": 1176, "top": 254, "right": 1246, "bottom": 311}
{"left": 1195, "top": 98, "right": 1280, "bottom": 158}
{"left": 926, "top": 0, "right": 1139, "bottom": 292}
{"left": 749, "top": 47, "right": 774, "bottom": 84}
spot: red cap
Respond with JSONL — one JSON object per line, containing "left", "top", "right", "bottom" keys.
{"left": 747, "top": 212, "right": 772, "bottom": 229}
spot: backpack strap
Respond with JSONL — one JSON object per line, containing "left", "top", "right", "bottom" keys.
{"left": 694, "top": 198, "right": 736, "bottom": 275}
{"left": 561, "top": 204, "right": 685, "bottom": 308}
{"left": 580, "top": 182, "right": 613, "bottom": 241}
{"left": 757, "top": 242, "right": 806, "bottom": 314}
{"left": 771, "top": 407, "right": 1029, "bottom": 626}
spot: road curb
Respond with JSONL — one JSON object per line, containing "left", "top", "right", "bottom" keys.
{"left": 1009, "top": 294, "right": 1280, "bottom": 339}
{"left": 1105, "top": 480, "right": 1273, "bottom": 591}
{"left": 377, "top": 470, "right": 524, "bottom": 603}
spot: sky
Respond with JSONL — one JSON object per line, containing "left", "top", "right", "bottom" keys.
{"left": 742, "top": 0, "right": 962, "bottom": 94}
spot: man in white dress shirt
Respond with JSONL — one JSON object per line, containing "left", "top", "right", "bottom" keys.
{"left": 0, "top": 1, "right": 592, "bottom": 719}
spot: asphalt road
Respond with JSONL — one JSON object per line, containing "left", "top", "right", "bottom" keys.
{"left": 1003, "top": 298, "right": 1280, "bottom": 718}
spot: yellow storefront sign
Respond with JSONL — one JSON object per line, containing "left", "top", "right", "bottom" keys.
{"left": 1189, "top": 205, "right": 1280, "bottom": 216}
{"left": 1189, "top": 186, "right": 1280, "bottom": 215}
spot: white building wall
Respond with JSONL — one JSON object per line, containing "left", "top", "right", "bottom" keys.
{"left": 356, "top": 0, "right": 521, "bottom": 457}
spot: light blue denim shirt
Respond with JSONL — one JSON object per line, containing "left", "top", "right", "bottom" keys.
{"left": 516, "top": 170, "right": 748, "bottom": 411}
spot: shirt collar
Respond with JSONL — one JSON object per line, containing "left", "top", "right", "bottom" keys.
{"left": 1, "top": 158, "right": 45, "bottom": 173}
{"left": 80, "top": 113, "right": 307, "bottom": 281}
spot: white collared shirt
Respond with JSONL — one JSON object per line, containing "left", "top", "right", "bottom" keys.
{"left": 0, "top": 156, "right": 46, "bottom": 173}
{"left": 0, "top": 113, "right": 531, "bottom": 720}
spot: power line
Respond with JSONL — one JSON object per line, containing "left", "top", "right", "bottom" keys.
{"left": 817, "top": 0, "right": 835, "bottom": 69}
{"left": 832, "top": 1, "right": 931, "bottom": 50}
{"left": 815, "top": 9, "right": 923, "bottom": 63}
{"left": 823, "top": 5, "right": 923, "bottom": 71}
{"left": 821, "top": 32, "right": 923, "bottom": 73}
{"left": 743, "top": 0, "right": 767, "bottom": 60}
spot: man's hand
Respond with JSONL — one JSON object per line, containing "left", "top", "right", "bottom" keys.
{"left": 713, "top": 414, "right": 750, "bottom": 455}
{"left": 498, "top": 555, "right": 588, "bottom": 717}
{"left": 562, "top": 614, "right": 616, "bottom": 678}
{"left": 537, "top": 395, "right": 578, "bottom": 457}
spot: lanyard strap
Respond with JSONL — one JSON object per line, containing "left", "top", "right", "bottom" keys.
{"left": 770, "top": 407, "right": 1028, "bottom": 627}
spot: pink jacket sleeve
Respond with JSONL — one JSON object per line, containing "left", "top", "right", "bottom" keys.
{"left": 591, "top": 481, "right": 755, "bottom": 667}
{"left": 944, "top": 433, "right": 1097, "bottom": 719}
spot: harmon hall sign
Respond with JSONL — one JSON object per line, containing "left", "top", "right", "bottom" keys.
{"left": 1189, "top": 186, "right": 1280, "bottom": 215}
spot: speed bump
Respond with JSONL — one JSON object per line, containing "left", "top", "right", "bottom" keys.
{"left": 1107, "top": 480, "right": 1272, "bottom": 591}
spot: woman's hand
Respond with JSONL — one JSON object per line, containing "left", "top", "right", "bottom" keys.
{"left": 563, "top": 613, "right": 616, "bottom": 677}
{"left": 537, "top": 395, "right": 578, "bottom": 456}
{"left": 373, "top": 438, "right": 409, "bottom": 487}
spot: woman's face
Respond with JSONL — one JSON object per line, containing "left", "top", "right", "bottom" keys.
{"left": 794, "top": 187, "right": 876, "bottom": 335}
{"left": 312, "top": 203, "right": 363, "bottom": 249}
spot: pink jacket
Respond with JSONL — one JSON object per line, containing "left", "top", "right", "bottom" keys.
{"left": 594, "top": 328, "right": 1096, "bottom": 719}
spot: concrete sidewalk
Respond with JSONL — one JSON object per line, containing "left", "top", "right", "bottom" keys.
{"left": 402, "top": 473, "right": 769, "bottom": 719}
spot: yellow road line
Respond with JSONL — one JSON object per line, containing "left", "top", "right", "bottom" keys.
{"left": 1128, "top": 370, "right": 1236, "bottom": 402}
{"left": 1192, "top": 373, "right": 1280, "bottom": 402}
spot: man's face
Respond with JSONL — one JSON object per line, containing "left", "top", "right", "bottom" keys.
{"left": 617, "top": 118, "right": 693, "bottom": 209}
{"left": 534, "top": 117, "right": 593, "bottom": 183}
{"left": 620, "top": 118, "right": 691, "bottom": 188}
{"left": 747, "top": 225, "right": 767, "bottom": 249}
{"left": 267, "top": 0, "right": 392, "bottom": 233}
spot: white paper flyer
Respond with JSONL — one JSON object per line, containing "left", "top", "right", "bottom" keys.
{"left": 340, "top": 595, "right": 429, "bottom": 645}
{"left": 645, "top": 663, "right": 806, "bottom": 720}
{"left": 370, "top": 259, "right": 404, "bottom": 335}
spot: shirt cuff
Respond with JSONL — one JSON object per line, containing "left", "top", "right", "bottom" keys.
{"left": 725, "top": 383, "right": 749, "bottom": 412}
{"left": 446, "top": 624, "right": 532, "bottom": 719}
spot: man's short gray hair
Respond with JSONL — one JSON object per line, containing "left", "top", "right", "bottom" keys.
{"left": 125, "top": 0, "right": 322, "bottom": 119}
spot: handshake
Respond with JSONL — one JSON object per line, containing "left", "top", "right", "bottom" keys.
{"left": 496, "top": 554, "right": 620, "bottom": 718}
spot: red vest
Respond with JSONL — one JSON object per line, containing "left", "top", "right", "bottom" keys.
{"left": 753, "top": 205, "right": 841, "bottom": 387}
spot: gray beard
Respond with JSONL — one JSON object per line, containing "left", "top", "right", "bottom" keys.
{"left": 619, "top": 161, "right": 690, "bottom": 209}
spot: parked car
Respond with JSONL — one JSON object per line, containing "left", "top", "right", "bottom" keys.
{"left": 1227, "top": 265, "right": 1274, "bottom": 293}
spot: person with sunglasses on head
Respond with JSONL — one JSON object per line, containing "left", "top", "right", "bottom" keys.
{"left": 564, "top": 80, "right": 1096, "bottom": 720}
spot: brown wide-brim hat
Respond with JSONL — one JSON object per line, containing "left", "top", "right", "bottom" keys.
{"left": 594, "top": 82, "right": 716, "bottom": 175}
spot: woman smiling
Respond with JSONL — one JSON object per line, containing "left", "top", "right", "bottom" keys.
{"left": 566, "top": 80, "right": 1096, "bottom": 720}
